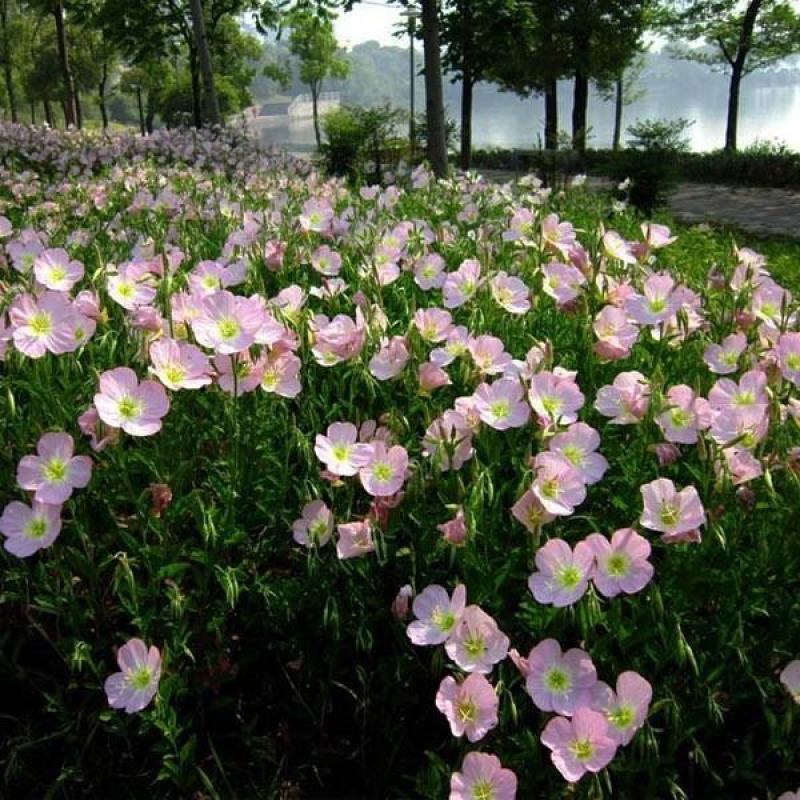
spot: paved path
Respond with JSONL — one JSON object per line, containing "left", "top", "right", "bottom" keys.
{"left": 479, "top": 169, "right": 800, "bottom": 239}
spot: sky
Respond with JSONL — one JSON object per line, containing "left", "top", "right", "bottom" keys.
{"left": 333, "top": 2, "right": 405, "bottom": 49}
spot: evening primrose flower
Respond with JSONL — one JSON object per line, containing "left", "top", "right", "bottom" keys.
{"left": 314, "top": 422, "right": 372, "bottom": 477}
{"left": 104, "top": 638, "right": 161, "bottom": 714}
{"left": 625, "top": 273, "right": 681, "bottom": 326}
{"left": 529, "top": 538, "right": 594, "bottom": 607}
{"left": 407, "top": 584, "right": 467, "bottom": 646}
{"left": 594, "top": 371, "right": 650, "bottom": 424}
{"left": 422, "top": 411, "right": 474, "bottom": 471}
{"left": 107, "top": 264, "right": 156, "bottom": 310}
{"left": 590, "top": 671, "right": 652, "bottom": 746}
{"left": 445, "top": 605, "right": 510, "bottom": 674}
{"left": 149, "top": 338, "right": 212, "bottom": 391}
{"left": 9, "top": 291, "right": 78, "bottom": 358}
{"left": 359, "top": 441, "right": 408, "bottom": 497}
{"left": 414, "top": 253, "right": 447, "bottom": 290}
{"left": 532, "top": 452, "right": 586, "bottom": 516}
{"left": 490, "top": 271, "right": 531, "bottom": 314}
{"left": 192, "top": 290, "right": 265, "bottom": 354}
{"left": 776, "top": 333, "right": 800, "bottom": 386}
{"left": 523, "top": 638, "right": 597, "bottom": 715}
{"left": 33, "top": 248, "right": 84, "bottom": 292}
{"left": 260, "top": 349, "right": 302, "bottom": 398}
{"left": 541, "top": 707, "right": 618, "bottom": 782}
{"left": 414, "top": 307, "right": 453, "bottom": 342}
{"left": 0, "top": 500, "right": 62, "bottom": 557}
{"left": 369, "top": 336, "right": 410, "bottom": 381}
{"left": 213, "top": 352, "right": 264, "bottom": 396}
{"left": 708, "top": 369, "right": 768, "bottom": 413}
{"left": 511, "top": 489, "right": 555, "bottom": 532}
{"left": 585, "top": 529, "right": 654, "bottom": 598}
{"left": 17, "top": 432, "right": 92, "bottom": 504}
{"left": 449, "top": 752, "right": 517, "bottom": 800}
{"left": 780, "top": 660, "right": 800, "bottom": 703}
{"left": 436, "top": 673, "right": 499, "bottom": 742}
{"left": 703, "top": 333, "right": 747, "bottom": 375}
{"left": 542, "top": 261, "right": 586, "bottom": 307}
{"left": 656, "top": 385, "right": 712, "bottom": 445}
{"left": 94, "top": 367, "right": 170, "bottom": 437}
{"left": 468, "top": 335, "right": 512, "bottom": 375}
{"left": 430, "top": 325, "right": 471, "bottom": 367}
{"left": 472, "top": 378, "right": 531, "bottom": 430}
{"left": 640, "top": 478, "right": 705, "bottom": 543}
{"left": 310, "top": 245, "right": 342, "bottom": 276}
{"left": 336, "top": 519, "right": 375, "bottom": 559}
{"left": 593, "top": 305, "right": 639, "bottom": 361}
{"left": 443, "top": 259, "right": 483, "bottom": 308}
{"left": 292, "top": 500, "right": 333, "bottom": 547}
{"left": 541, "top": 212, "right": 577, "bottom": 257}
{"left": 528, "top": 370, "right": 585, "bottom": 426}
{"left": 548, "top": 423, "right": 608, "bottom": 485}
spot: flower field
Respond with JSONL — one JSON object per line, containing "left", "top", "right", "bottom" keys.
{"left": 1, "top": 123, "right": 800, "bottom": 799}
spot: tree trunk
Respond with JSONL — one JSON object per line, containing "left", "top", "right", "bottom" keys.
{"left": 44, "top": 98, "right": 53, "bottom": 127}
{"left": 75, "top": 89, "right": 83, "bottom": 129}
{"left": 30, "top": 101, "right": 35, "bottom": 124}
{"left": 420, "top": 0, "right": 448, "bottom": 177}
{"left": 544, "top": 78, "right": 558, "bottom": 150}
{"left": 98, "top": 62, "right": 108, "bottom": 130}
{"left": 146, "top": 90, "right": 156, "bottom": 134}
{"left": 189, "top": 0, "right": 221, "bottom": 126}
{"left": 460, "top": 73, "right": 473, "bottom": 170}
{"left": 572, "top": 72, "right": 588, "bottom": 152}
{"left": 189, "top": 48, "right": 202, "bottom": 128}
{"left": 136, "top": 86, "right": 145, "bottom": 136}
{"left": 0, "top": 0, "right": 17, "bottom": 123}
{"left": 724, "top": 67, "right": 743, "bottom": 152}
{"left": 53, "top": 0, "right": 77, "bottom": 128}
{"left": 612, "top": 74, "right": 623, "bottom": 150}
{"left": 311, "top": 82, "right": 321, "bottom": 148}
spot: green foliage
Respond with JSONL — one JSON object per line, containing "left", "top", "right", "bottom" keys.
{"left": 626, "top": 117, "right": 694, "bottom": 153}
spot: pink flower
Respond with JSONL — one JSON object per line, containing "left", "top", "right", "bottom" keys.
{"left": 413, "top": 307, "right": 452, "bottom": 342}
{"left": 585, "top": 529, "right": 653, "bottom": 598}
{"left": 359, "top": 441, "right": 408, "bottom": 497}
{"left": 0, "top": 500, "right": 62, "bottom": 557}
{"left": 541, "top": 213, "right": 577, "bottom": 257}
{"left": 443, "top": 259, "right": 482, "bottom": 308}
{"left": 311, "top": 312, "right": 366, "bottom": 365}
{"left": 625, "top": 273, "right": 680, "bottom": 326}
{"left": 528, "top": 370, "right": 585, "bottom": 426}
{"left": 315, "top": 422, "right": 372, "bottom": 477}
{"left": 777, "top": 332, "right": 800, "bottom": 386}
{"left": 33, "top": 248, "right": 84, "bottom": 291}
{"left": 491, "top": 272, "right": 530, "bottom": 314}
{"left": 422, "top": 411, "right": 474, "bottom": 471}
{"left": 336, "top": 519, "right": 375, "bottom": 559}
{"left": 511, "top": 489, "right": 555, "bottom": 532}
{"left": 468, "top": 335, "right": 513, "bottom": 375}
{"left": 656, "top": 385, "right": 711, "bottom": 445}
{"left": 407, "top": 584, "right": 467, "bottom": 645}
{"left": 78, "top": 405, "right": 119, "bottom": 452}
{"left": 708, "top": 369, "right": 768, "bottom": 412}
{"left": 299, "top": 197, "right": 334, "bottom": 233}
{"left": 392, "top": 584, "right": 413, "bottom": 620}
{"left": 503, "top": 206, "right": 536, "bottom": 244}
{"left": 590, "top": 671, "right": 652, "bottom": 746}
{"left": 9, "top": 291, "right": 78, "bottom": 358}
{"left": 548, "top": 423, "right": 608, "bottom": 485}
{"left": 603, "top": 230, "right": 636, "bottom": 264}
{"left": 192, "top": 290, "right": 265, "bottom": 354}
{"left": 642, "top": 222, "right": 676, "bottom": 249}
{"left": 473, "top": 378, "right": 531, "bottom": 430}
{"left": 703, "top": 333, "right": 747, "bottom": 375}
{"left": 310, "top": 245, "right": 342, "bottom": 276}
{"left": 17, "top": 432, "right": 92, "bottom": 505}
{"left": 541, "top": 707, "right": 618, "bottom": 782}
{"left": 149, "top": 338, "right": 212, "bottom": 390}
{"left": 430, "top": 325, "right": 471, "bottom": 367}
{"left": 104, "top": 638, "right": 161, "bottom": 714}
{"left": 436, "top": 673, "right": 499, "bottom": 742}
{"left": 438, "top": 507, "right": 467, "bottom": 545}
{"left": 542, "top": 262, "right": 586, "bottom": 306}
{"left": 292, "top": 500, "right": 333, "bottom": 547}
{"left": 369, "top": 336, "right": 410, "bottom": 380}
{"left": 529, "top": 538, "right": 594, "bottom": 607}
{"left": 414, "top": 253, "right": 447, "bottom": 290}
{"left": 213, "top": 352, "right": 264, "bottom": 396}
{"left": 594, "top": 371, "right": 650, "bottom": 424}
{"left": 532, "top": 452, "right": 586, "bottom": 516}
{"left": 107, "top": 264, "right": 156, "bottom": 310}
{"left": 419, "top": 362, "right": 451, "bottom": 392}
{"left": 640, "top": 478, "right": 705, "bottom": 543}
{"left": 780, "top": 660, "right": 800, "bottom": 703}
{"left": 260, "top": 349, "right": 302, "bottom": 398}
{"left": 449, "top": 752, "right": 517, "bottom": 800}
{"left": 445, "top": 605, "right": 510, "bottom": 674}
{"left": 94, "top": 367, "right": 170, "bottom": 437}
{"left": 524, "top": 639, "right": 597, "bottom": 715}
{"left": 593, "top": 305, "right": 639, "bottom": 361}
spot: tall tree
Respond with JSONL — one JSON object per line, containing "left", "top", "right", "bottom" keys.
{"left": 0, "top": 0, "right": 19, "bottom": 121}
{"left": 666, "top": 0, "right": 800, "bottom": 151}
{"left": 286, "top": 8, "right": 348, "bottom": 147}
{"left": 189, "top": 0, "right": 221, "bottom": 124}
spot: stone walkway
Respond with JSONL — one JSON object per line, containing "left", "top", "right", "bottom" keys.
{"left": 479, "top": 169, "right": 800, "bottom": 239}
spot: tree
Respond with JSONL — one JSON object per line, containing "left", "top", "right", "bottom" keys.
{"left": 286, "top": 9, "right": 348, "bottom": 147}
{"left": 596, "top": 53, "right": 646, "bottom": 150}
{"left": 0, "top": 0, "right": 19, "bottom": 122}
{"left": 666, "top": 0, "right": 800, "bottom": 151}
